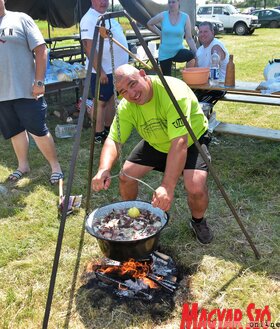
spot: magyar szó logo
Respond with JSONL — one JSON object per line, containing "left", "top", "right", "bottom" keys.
{"left": 180, "top": 303, "right": 274, "bottom": 329}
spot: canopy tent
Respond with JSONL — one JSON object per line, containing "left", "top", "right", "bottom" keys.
{"left": 119, "top": 0, "right": 196, "bottom": 30}
{"left": 6, "top": 0, "right": 196, "bottom": 29}
{"left": 6, "top": 0, "right": 91, "bottom": 28}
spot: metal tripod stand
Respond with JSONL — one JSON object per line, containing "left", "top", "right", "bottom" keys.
{"left": 42, "top": 10, "right": 260, "bottom": 329}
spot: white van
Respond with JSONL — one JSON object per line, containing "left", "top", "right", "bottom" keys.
{"left": 197, "top": 4, "right": 261, "bottom": 35}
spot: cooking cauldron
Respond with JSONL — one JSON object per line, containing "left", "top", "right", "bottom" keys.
{"left": 85, "top": 200, "right": 169, "bottom": 261}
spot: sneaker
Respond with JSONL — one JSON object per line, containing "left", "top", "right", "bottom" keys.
{"left": 94, "top": 131, "right": 108, "bottom": 144}
{"left": 190, "top": 218, "right": 213, "bottom": 245}
{"left": 104, "top": 126, "right": 110, "bottom": 136}
{"left": 94, "top": 134, "right": 104, "bottom": 144}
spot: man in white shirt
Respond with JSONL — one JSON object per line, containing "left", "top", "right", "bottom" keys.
{"left": 195, "top": 21, "right": 229, "bottom": 105}
{"left": 196, "top": 21, "right": 229, "bottom": 81}
{"left": 80, "top": 0, "right": 128, "bottom": 143}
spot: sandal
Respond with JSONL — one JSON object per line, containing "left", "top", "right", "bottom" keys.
{"left": 50, "top": 172, "right": 64, "bottom": 185}
{"left": 8, "top": 170, "right": 24, "bottom": 182}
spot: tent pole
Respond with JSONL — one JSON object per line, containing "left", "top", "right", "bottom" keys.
{"left": 125, "top": 14, "right": 260, "bottom": 260}
{"left": 47, "top": 21, "right": 51, "bottom": 39}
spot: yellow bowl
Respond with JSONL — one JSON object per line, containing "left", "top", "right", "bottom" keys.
{"left": 182, "top": 67, "right": 210, "bottom": 85}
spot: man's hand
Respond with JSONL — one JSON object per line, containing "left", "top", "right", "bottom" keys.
{"left": 100, "top": 71, "right": 108, "bottom": 84}
{"left": 32, "top": 84, "right": 45, "bottom": 100}
{"left": 151, "top": 185, "right": 174, "bottom": 212}
{"left": 92, "top": 169, "right": 111, "bottom": 191}
{"left": 152, "top": 135, "right": 187, "bottom": 211}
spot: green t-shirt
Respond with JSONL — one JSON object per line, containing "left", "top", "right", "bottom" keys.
{"left": 109, "top": 75, "right": 208, "bottom": 153}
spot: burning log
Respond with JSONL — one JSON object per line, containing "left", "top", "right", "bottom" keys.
{"left": 84, "top": 251, "right": 178, "bottom": 300}
{"left": 153, "top": 250, "right": 170, "bottom": 262}
{"left": 147, "top": 273, "right": 177, "bottom": 293}
{"left": 95, "top": 271, "right": 153, "bottom": 300}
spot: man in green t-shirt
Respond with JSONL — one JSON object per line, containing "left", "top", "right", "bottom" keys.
{"left": 92, "top": 64, "right": 213, "bottom": 244}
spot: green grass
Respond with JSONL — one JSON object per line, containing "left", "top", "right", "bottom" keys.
{"left": 0, "top": 28, "right": 280, "bottom": 328}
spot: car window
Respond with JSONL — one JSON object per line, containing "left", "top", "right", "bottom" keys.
{"left": 198, "top": 7, "right": 212, "bottom": 15}
{"left": 213, "top": 7, "right": 224, "bottom": 15}
{"left": 265, "top": 10, "right": 275, "bottom": 17}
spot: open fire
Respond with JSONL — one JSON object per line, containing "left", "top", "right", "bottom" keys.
{"left": 84, "top": 251, "right": 178, "bottom": 300}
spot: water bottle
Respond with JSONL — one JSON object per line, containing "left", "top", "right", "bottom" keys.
{"left": 55, "top": 124, "right": 77, "bottom": 138}
{"left": 210, "top": 50, "right": 220, "bottom": 86}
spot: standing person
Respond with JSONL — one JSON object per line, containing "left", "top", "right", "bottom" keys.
{"left": 195, "top": 21, "right": 230, "bottom": 104}
{"left": 147, "top": 0, "right": 197, "bottom": 76}
{"left": 80, "top": 0, "right": 128, "bottom": 144}
{"left": 92, "top": 64, "right": 213, "bottom": 245}
{"left": 0, "top": 0, "right": 63, "bottom": 184}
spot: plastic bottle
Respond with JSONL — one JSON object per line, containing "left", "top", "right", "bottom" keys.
{"left": 224, "top": 54, "right": 235, "bottom": 87}
{"left": 210, "top": 50, "right": 220, "bottom": 86}
{"left": 55, "top": 124, "right": 77, "bottom": 138}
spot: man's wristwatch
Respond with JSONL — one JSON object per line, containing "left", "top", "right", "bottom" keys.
{"left": 34, "top": 80, "right": 45, "bottom": 87}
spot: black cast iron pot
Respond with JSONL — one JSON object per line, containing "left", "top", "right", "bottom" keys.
{"left": 85, "top": 200, "right": 169, "bottom": 261}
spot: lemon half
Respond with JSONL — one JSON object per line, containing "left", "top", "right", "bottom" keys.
{"left": 127, "top": 207, "right": 140, "bottom": 218}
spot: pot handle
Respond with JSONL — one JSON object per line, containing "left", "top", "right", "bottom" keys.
{"left": 110, "top": 171, "right": 156, "bottom": 193}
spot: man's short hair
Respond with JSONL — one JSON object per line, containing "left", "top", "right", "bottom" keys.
{"left": 199, "top": 21, "right": 215, "bottom": 32}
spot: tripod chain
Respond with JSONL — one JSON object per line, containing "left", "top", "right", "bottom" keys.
{"left": 108, "top": 30, "right": 155, "bottom": 193}
{"left": 108, "top": 30, "right": 124, "bottom": 168}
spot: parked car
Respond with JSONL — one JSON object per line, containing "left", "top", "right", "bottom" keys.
{"left": 197, "top": 4, "right": 260, "bottom": 35}
{"left": 251, "top": 9, "right": 280, "bottom": 28}
{"left": 196, "top": 16, "right": 224, "bottom": 34}
{"left": 242, "top": 7, "right": 256, "bottom": 14}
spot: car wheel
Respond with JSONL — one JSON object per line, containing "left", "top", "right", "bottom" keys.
{"left": 270, "top": 20, "right": 279, "bottom": 28}
{"left": 234, "top": 22, "right": 249, "bottom": 35}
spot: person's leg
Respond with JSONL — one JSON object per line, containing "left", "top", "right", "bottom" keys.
{"left": 104, "top": 95, "right": 115, "bottom": 132}
{"left": 90, "top": 73, "right": 106, "bottom": 138}
{"left": 182, "top": 133, "right": 213, "bottom": 244}
{"left": 91, "top": 73, "right": 115, "bottom": 143}
{"left": 30, "top": 132, "right": 62, "bottom": 174}
{"left": 103, "top": 75, "right": 115, "bottom": 131}
{"left": 183, "top": 169, "right": 209, "bottom": 218}
{"left": 184, "top": 169, "right": 213, "bottom": 244}
{"left": 119, "top": 140, "right": 165, "bottom": 200}
{"left": 172, "top": 49, "right": 195, "bottom": 68}
{"left": 15, "top": 98, "right": 62, "bottom": 182}
{"left": 172, "top": 49, "right": 195, "bottom": 63}
{"left": 94, "top": 100, "right": 106, "bottom": 133}
{"left": 119, "top": 160, "right": 153, "bottom": 200}
{"left": 90, "top": 100, "right": 106, "bottom": 144}
{"left": 10, "top": 130, "right": 30, "bottom": 174}
{"left": 159, "top": 58, "right": 173, "bottom": 76}
{"left": 186, "top": 58, "right": 196, "bottom": 68}
{"left": 0, "top": 100, "right": 30, "bottom": 179}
